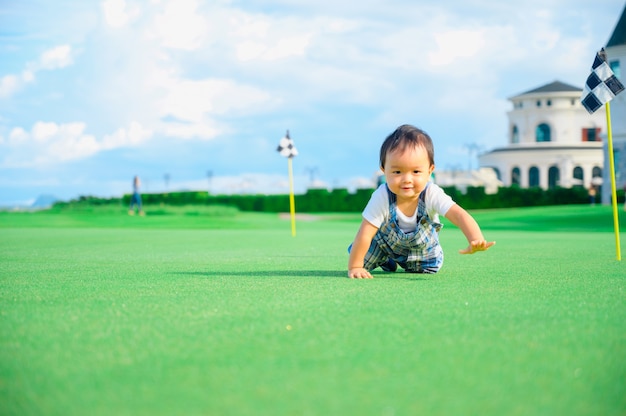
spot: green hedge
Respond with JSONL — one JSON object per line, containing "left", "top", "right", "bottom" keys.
{"left": 444, "top": 186, "right": 589, "bottom": 209}
{"left": 57, "top": 185, "right": 625, "bottom": 212}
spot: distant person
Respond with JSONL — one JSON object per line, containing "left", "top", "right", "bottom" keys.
{"left": 348, "top": 124, "right": 495, "bottom": 278}
{"left": 588, "top": 185, "right": 597, "bottom": 205}
{"left": 129, "top": 175, "right": 144, "bottom": 216}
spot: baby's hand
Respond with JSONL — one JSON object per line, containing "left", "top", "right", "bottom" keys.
{"left": 459, "top": 240, "right": 496, "bottom": 254}
{"left": 348, "top": 267, "right": 373, "bottom": 279}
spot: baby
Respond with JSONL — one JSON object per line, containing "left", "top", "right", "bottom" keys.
{"left": 348, "top": 124, "right": 495, "bottom": 278}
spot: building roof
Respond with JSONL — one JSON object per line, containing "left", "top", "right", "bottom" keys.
{"left": 606, "top": 4, "right": 626, "bottom": 47}
{"left": 482, "top": 145, "right": 603, "bottom": 155}
{"left": 512, "top": 80, "right": 581, "bottom": 98}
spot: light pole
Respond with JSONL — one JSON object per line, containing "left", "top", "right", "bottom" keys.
{"left": 464, "top": 143, "right": 482, "bottom": 171}
{"left": 207, "top": 170, "right": 213, "bottom": 193}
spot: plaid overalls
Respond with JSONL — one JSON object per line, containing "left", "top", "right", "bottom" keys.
{"left": 363, "top": 184, "right": 444, "bottom": 273}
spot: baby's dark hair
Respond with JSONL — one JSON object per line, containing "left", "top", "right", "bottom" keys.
{"left": 379, "top": 124, "right": 435, "bottom": 169}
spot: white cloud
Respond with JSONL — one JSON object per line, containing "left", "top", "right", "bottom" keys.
{"left": 153, "top": 77, "right": 275, "bottom": 139}
{"left": 0, "top": 75, "right": 21, "bottom": 98}
{"left": 428, "top": 29, "right": 487, "bottom": 67}
{"left": 232, "top": 13, "right": 313, "bottom": 62}
{"left": 8, "top": 127, "right": 28, "bottom": 144}
{"left": 151, "top": 0, "right": 207, "bottom": 50}
{"left": 261, "top": 34, "right": 312, "bottom": 61}
{"left": 235, "top": 41, "right": 266, "bottom": 62}
{"left": 21, "top": 70, "right": 35, "bottom": 83}
{"left": 0, "top": 45, "right": 74, "bottom": 99}
{"left": 38, "top": 45, "right": 74, "bottom": 70}
{"left": 0, "top": 121, "right": 153, "bottom": 168}
{"left": 103, "top": 121, "right": 153, "bottom": 148}
{"left": 102, "top": 0, "right": 140, "bottom": 28}
{"left": 32, "top": 121, "right": 61, "bottom": 142}
{"left": 159, "top": 120, "right": 221, "bottom": 140}
{"left": 47, "top": 4, "right": 281, "bottom": 143}
{"left": 47, "top": 124, "right": 100, "bottom": 162}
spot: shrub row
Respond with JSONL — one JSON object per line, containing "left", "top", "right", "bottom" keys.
{"left": 442, "top": 185, "right": 593, "bottom": 210}
{"left": 56, "top": 185, "right": 626, "bottom": 212}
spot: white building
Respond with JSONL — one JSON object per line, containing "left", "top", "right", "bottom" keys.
{"left": 601, "top": 4, "right": 626, "bottom": 204}
{"left": 479, "top": 80, "right": 606, "bottom": 190}
{"left": 434, "top": 168, "right": 502, "bottom": 195}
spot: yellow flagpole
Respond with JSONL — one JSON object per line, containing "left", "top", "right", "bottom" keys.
{"left": 288, "top": 157, "right": 296, "bottom": 237}
{"left": 605, "top": 101, "right": 621, "bottom": 261}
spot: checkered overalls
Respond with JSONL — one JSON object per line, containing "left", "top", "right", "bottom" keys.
{"left": 364, "top": 184, "right": 444, "bottom": 273}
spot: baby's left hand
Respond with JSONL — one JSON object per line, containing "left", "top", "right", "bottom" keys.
{"left": 459, "top": 240, "right": 495, "bottom": 254}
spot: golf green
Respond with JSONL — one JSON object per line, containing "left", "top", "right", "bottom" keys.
{"left": 0, "top": 205, "right": 624, "bottom": 415}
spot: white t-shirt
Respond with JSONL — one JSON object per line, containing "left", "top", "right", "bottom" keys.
{"left": 362, "top": 182, "right": 455, "bottom": 233}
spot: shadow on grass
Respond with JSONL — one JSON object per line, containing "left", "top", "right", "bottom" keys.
{"left": 171, "top": 270, "right": 427, "bottom": 280}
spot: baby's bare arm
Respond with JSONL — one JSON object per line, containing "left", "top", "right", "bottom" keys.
{"left": 444, "top": 204, "right": 495, "bottom": 254}
{"left": 348, "top": 220, "right": 379, "bottom": 278}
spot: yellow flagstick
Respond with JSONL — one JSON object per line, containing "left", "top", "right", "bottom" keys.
{"left": 604, "top": 101, "right": 621, "bottom": 261}
{"left": 288, "top": 157, "right": 296, "bottom": 237}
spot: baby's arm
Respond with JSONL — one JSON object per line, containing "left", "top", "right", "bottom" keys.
{"left": 348, "top": 219, "right": 379, "bottom": 278}
{"left": 444, "top": 204, "right": 495, "bottom": 254}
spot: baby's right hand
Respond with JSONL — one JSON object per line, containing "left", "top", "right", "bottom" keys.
{"left": 348, "top": 267, "right": 373, "bottom": 279}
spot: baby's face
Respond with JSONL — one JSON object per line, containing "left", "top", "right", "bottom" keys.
{"left": 383, "top": 145, "right": 433, "bottom": 201}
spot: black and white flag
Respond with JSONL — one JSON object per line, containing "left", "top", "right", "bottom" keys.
{"left": 277, "top": 130, "right": 298, "bottom": 158}
{"left": 581, "top": 48, "right": 624, "bottom": 114}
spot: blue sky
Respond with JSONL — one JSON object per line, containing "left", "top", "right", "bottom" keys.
{"left": 0, "top": 0, "right": 624, "bottom": 206}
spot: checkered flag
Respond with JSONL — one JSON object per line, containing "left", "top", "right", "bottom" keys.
{"left": 581, "top": 48, "right": 625, "bottom": 114}
{"left": 277, "top": 130, "right": 298, "bottom": 158}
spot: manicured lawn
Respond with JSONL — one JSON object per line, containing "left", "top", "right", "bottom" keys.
{"left": 0, "top": 205, "right": 624, "bottom": 415}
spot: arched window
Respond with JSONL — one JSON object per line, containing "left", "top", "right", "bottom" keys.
{"left": 511, "top": 167, "right": 520, "bottom": 186}
{"left": 573, "top": 167, "right": 583, "bottom": 187}
{"left": 529, "top": 166, "right": 540, "bottom": 187}
{"left": 610, "top": 60, "right": 621, "bottom": 78}
{"left": 592, "top": 166, "right": 602, "bottom": 178}
{"left": 536, "top": 123, "right": 551, "bottom": 142}
{"left": 548, "top": 166, "right": 559, "bottom": 189}
{"left": 511, "top": 125, "right": 519, "bottom": 144}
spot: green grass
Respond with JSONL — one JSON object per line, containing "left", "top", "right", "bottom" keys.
{"left": 1, "top": 204, "right": 625, "bottom": 415}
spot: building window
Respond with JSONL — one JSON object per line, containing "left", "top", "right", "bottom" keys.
{"left": 547, "top": 99, "right": 552, "bottom": 106}
{"left": 582, "top": 128, "right": 601, "bottom": 142}
{"left": 573, "top": 166, "right": 583, "bottom": 187}
{"left": 610, "top": 60, "right": 621, "bottom": 79}
{"left": 548, "top": 166, "right": 560, "bottom": 189}
{"left": 536, "top": 100, "right": 541, "bottom": 107}
{"left": 529, "top": 166, "right": 540, "bottom": 187}
{"left": 536, "top": 123, "right": 551, "bottom": 142}
{"left": 571, "top": 99, "right": 576, "bottom": 106}
{"left": 592, "top": 166, "right": 602, "bottom": 181}
{"left": 511, "top": 125, "right": 519, "bottom": 144}
{"left": 511, "top": 167, "right": 520, "bottom": 186}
